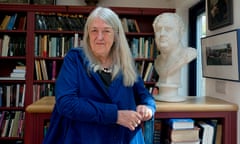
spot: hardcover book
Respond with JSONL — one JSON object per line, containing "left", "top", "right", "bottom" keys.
{"left": 167, "top": 127, "right": 200, "bottom": 142}
{"left": 168, "top": 118, "right": 194, "bottom": 130}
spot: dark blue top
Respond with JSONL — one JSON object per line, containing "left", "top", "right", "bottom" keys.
{"left": 43, "top": 48, "right": 156, "bottom": 144}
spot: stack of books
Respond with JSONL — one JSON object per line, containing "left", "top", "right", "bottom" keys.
{"left": 10, "top": 66, "right": 26, "bottom": 80}
{"left": 0, "top": 65, "right": 26, "bottom": 80}
{"left": 165, "top": 118, "right": 200, "bottom": 144}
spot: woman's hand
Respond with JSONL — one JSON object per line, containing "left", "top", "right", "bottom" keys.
{"left": 116, "top": 110, "right": 142, "bottom": 131}
{"left": 136, "top": 105, "right": 153, "bottom": 121}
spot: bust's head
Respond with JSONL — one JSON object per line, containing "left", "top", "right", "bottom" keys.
{"left": 153, "top": 13, "right": 185, "bottom": 54}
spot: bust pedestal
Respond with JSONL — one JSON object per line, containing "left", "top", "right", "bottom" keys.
{"left": 154, "top": 83, "right": 187, "bottom": 102}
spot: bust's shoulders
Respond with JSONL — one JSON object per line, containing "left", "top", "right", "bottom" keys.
{"left": 185, "top": 47, "right": 197, "bottom": 52}
{"left": 184, "top": 47, "right": 197, "bottom": 61}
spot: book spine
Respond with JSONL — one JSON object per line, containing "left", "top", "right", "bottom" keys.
{"left": 144, "top": 118, "right": 154, "bottom": 144}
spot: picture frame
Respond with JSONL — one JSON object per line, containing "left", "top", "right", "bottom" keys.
{"left": 207, "top": 0, "right": 233, "bottom": 30}
{"left": 201, "top": 29, "right": 240, "bottom": 81}
{"left": 31, "top": 0, "right": 55, "bottom": 5}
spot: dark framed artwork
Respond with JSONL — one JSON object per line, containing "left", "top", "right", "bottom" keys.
{"left": 30, "top": 0, "right": 55, "bottom": 5}
{"left": 207, "top": 0, "right": 233, "bottom": 30}
{"left": 201, "top": 29, "right": 240, "bottom": 81}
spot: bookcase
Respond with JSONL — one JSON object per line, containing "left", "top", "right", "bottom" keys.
{"left": 0, "top": 4, "right": 175, "bottom": 143}
{"left": 26, "top": 96, "right": 238, "bottom": 144}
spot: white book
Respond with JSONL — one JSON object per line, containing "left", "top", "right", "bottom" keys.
{"left": 74, "top": 33, "right": 79, "bottom": 47}
{"left": 198, "top": 121, "right": 214, "bottom": 144}
{"left": 6, "top": 85, "right": 11, "bottom": 107}
{"left": 50, "top": 37, "right": 57, "bottom": 57}
{"left": 0, "top": 77, "right": 25, "bottom": 80}
{"left": 10, "top": 73, "right": 25, "bottom": 78}
{"left": 2, "top": 35, "right": 10, "bottom": 56}
{"left": 144, "top": 62, "right": 153, "bottom": 81}
{"left": 1, "top": 119, "right": 10, "bottom": 137}
{"left": 13, "top": 69, "right": 26, "bottom": 73}
{"left": 19, "top": 84, "right": 26, "bottom": 107}
{"left": 61, "top": 37, "right": 65, "bottom": 57}
{"left": 15, "top": 84, "right": 20, "bottom": 107}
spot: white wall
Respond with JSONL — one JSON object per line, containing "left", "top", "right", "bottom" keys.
{"left": 205, "top": 0, "right": 240, "bottom": 143}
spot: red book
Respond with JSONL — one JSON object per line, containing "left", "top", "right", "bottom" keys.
{"left": 52, "top": 60, "right": 56, "bottom": 80}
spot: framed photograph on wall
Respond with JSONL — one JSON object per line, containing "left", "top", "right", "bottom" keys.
{"left": 207, "top": 0, "right": 233, "bottom": 30}
{"left": 201, "top": 29, "right": 240, "bottom": 81}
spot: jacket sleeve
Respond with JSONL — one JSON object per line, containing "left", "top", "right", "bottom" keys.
{"left": 55, "top": 49, "right": 118, "bottom": 124}
{"left": 133, "top": 76, "right": 156, "bottom": 114}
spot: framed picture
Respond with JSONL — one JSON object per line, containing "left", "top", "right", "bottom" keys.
{"left": 201, "top": 29, "right": 240, "bottom": 81}
{"left": 207, "top": 0, "right": 233, "bottom": 30}
{"left": 31, "top": 0, "right": 55, "bottom": 5}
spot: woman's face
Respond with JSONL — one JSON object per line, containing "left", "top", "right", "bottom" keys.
{"left": 88, "top": 17, "right": 115, "bottom": 59}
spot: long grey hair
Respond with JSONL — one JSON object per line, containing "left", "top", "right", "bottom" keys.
{"left": 83, "top": 6, "right": 138, "bottom": 86}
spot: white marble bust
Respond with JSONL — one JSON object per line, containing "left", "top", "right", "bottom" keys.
{"left": 152, "top": 13, "right": 197, "bottom": 102}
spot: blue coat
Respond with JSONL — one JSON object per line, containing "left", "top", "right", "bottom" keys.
{"left": 43, "top": 48, "right": 156, "bottom": 144}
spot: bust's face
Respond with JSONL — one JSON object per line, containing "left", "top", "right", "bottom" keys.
{"left": 154, "top": 16, "right": 180, "bottom": 54}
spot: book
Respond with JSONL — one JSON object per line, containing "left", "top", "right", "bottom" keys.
{"left": 10, "top": 72, "right": 25, "bottom": 78}
{"left": 15, "top": 65, "right": 26, "bottom": 70}
{"left": 0, "top": 15, "right": 11, "bottom": 30}
{"left": 7, "top": 13, "right": 18, "bottom": 30}
{"left": 168, "top": 118, "right": 194, "bottom": 130}
{"left": 143, "top": 62, "right": 153, "bottom": 81}
{"left": 153, "top": 119, "right": 162, "bottom": 144}
{"left": 40, "top": 59, "right": 48, "bottom": 80}
{"left": 15, "top": 84, "right": 20, "bottom": 107}
{"left": 215, "top": 124, "right": 222, "bottom": 144}
{"left": 1, "top": 35, "right": 10, "bottom": 56}
{"left": 143, "top": 118, "right": 154, "bottom": 144}
{"left": 0, "top": 111, "right": 6, "bottom": 131}
{"left": 11, "top": 111, "right": 21, "bottom": 137}
{"left": 165, "top": 140, "right": 200, "bottom": 144}
{"left": 51, "top": 60, "right": 56, "bottom": 80}
{"left": 18, "top": 84, "right": 26, "bottom": 107}
{"left": 16, "top": 15, "right": 26, "bottom": 30}
{"left": 205, "top": 119, "right": 222, "bottom": 144}
{"left": 167, "top": 127, "right": 200, "bottom": 142}
{"left": 0, "top": 77, "right": 25, "bottom": 80}
{"left": 197, "top": 121, "right": 214, "bottom": 144}
{"left": 0, "top": 86, "right": 3, "bottom": 107}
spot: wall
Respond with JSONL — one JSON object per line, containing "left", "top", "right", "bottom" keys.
{"left": 205, "top": 0, "right": 240, "bottom": 143}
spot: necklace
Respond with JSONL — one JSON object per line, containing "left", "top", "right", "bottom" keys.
{"left": 102, "top": 67, "right": 112, "bottom": 73}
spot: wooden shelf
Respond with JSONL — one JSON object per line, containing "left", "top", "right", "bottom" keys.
{"left": 25, "top": 96, "right": 238, "bottom": 144}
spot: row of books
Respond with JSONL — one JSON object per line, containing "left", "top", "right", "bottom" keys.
{"left": 135, "top": 61, "right": 159, "bottom": 82}
{"left": 35, "top": 13, "right": 87, "bottom": 31}
{"left": 0, "top": 111, "right": 25, "bottom": 138}
{"left": 34, "top": 34, "right": 83, "bottom": 57}
{"left": 35, "top": 59, "right": 57, "bottom": 81}
{"left": 0, "top": 84, "right": 26, "bottom": 107}
{"left": 32, "top": 84, "right": 55, "bottom": 102}
{"left": 153, "top": 118, "right": 222, "bottom": 144}
{"left": 130, "top": 37, "right": 157, "bottom": 59}
{"left": 0, "top": 13, "right": 26, "bottom": 30}
{"left": 35, "top": 13, "right": 142, "bottom": 33}
{"left": 121, "top": 17, "right": 140, "bottom": 33}
{"left": 0, "top": 34, "right": 26, "bottom": 56}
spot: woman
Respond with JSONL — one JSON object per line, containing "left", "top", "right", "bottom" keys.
{"left": 43, "top": 7, "right": 156, "bottom": 144}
